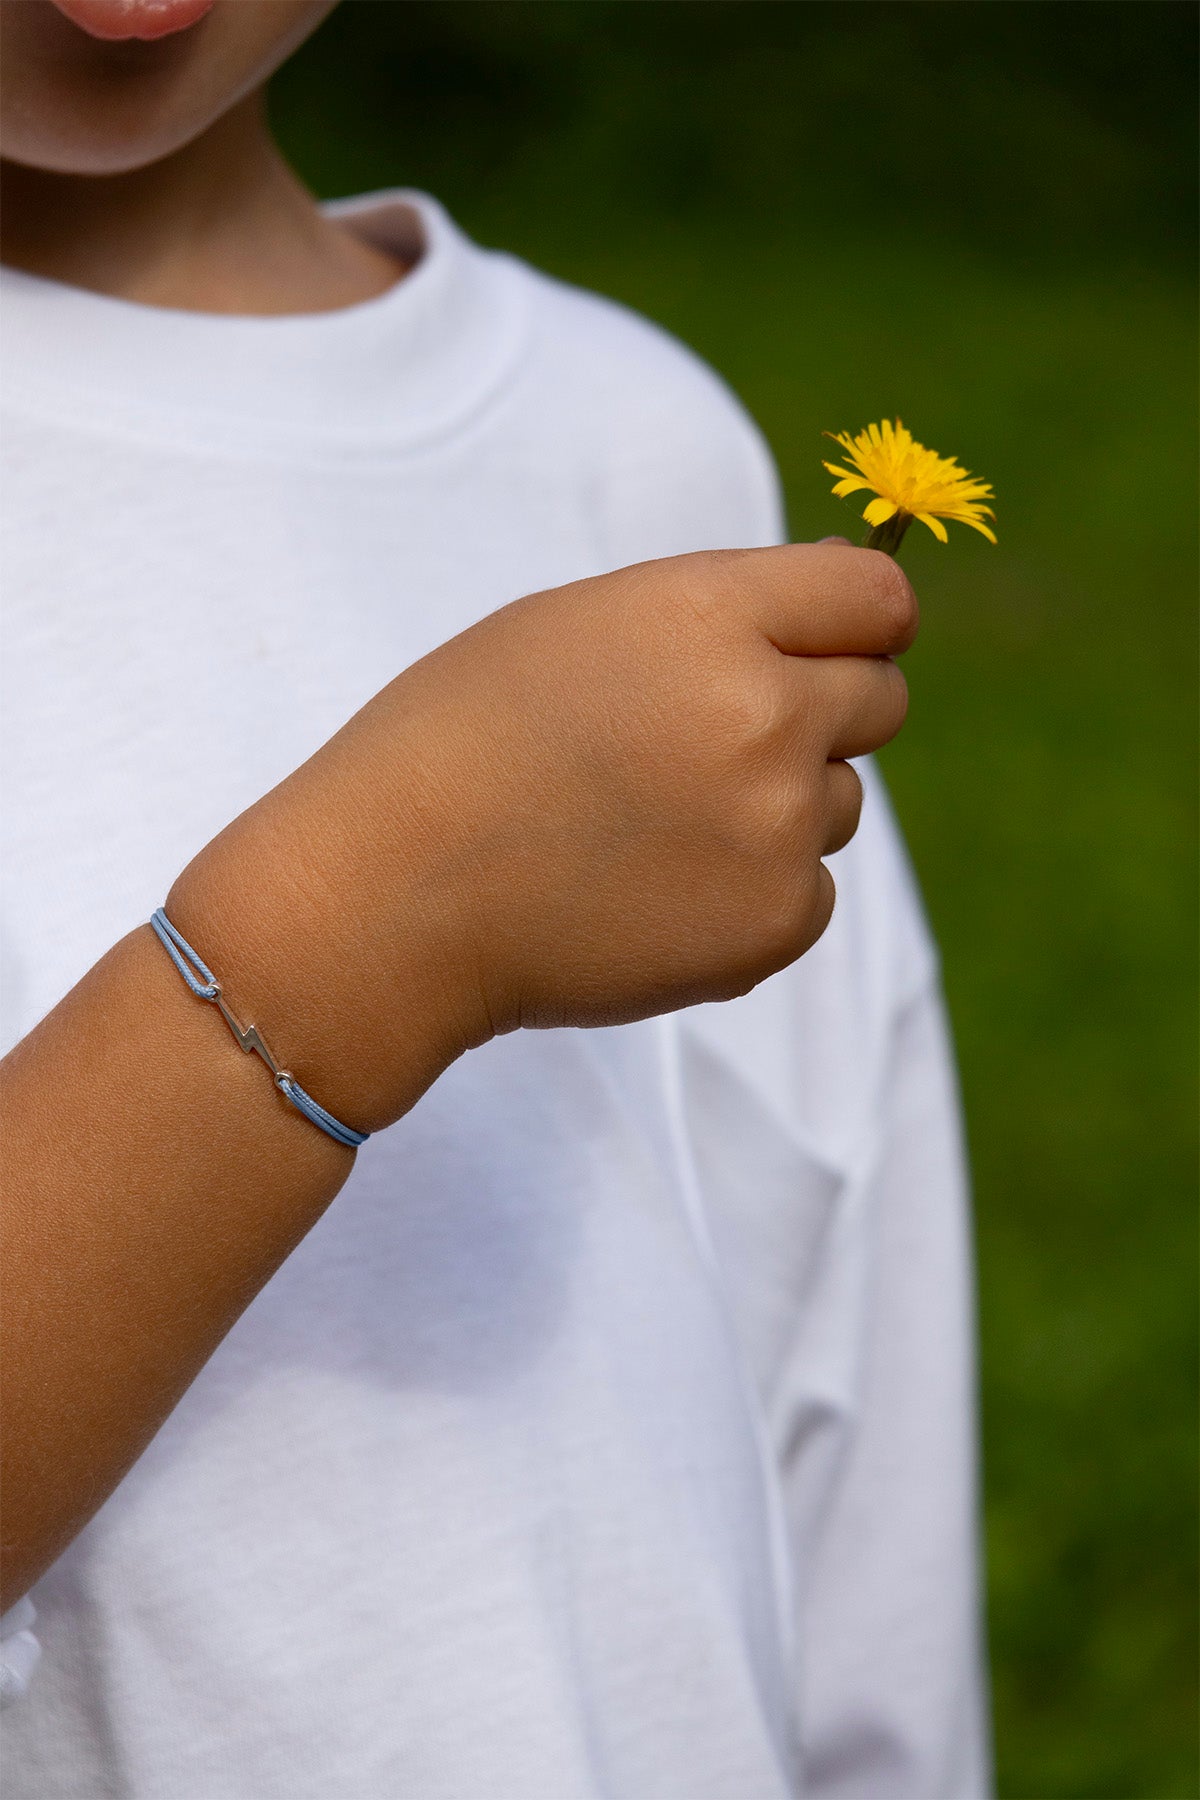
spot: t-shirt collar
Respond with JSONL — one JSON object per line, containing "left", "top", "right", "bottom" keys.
{"left": 0, "top": 190, "right": 528, "bottom": 457}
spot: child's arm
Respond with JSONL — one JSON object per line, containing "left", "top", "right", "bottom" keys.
{"left": 1, "top": 542, "right": 916, "bottom": 1610}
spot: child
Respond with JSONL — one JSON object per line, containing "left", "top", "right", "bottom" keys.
{"left": 0, "top": 2, "right": 989, "bottom": 1795}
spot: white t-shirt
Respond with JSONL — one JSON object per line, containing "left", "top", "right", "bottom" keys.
{"left": 0, "top": 191, "right": 989, "bottom": 1800}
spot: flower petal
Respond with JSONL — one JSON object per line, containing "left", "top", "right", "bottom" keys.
{"left": 823, "top": 422, "right": 996, "bottom": 547}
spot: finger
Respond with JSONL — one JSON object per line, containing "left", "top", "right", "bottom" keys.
{"left": 808, "top": 863, "right": 838, "bottom": 948}
{"left": 795, "top": 653, "right": 910, "bottom": 760}
{"left": 719, "top": 542, "right": 918, "bottom": 658}
{"left": 821, "top": 758, "right": 864, "bottom": 855}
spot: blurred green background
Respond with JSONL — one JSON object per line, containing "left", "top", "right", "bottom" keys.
{"left": 271, "top": 5, "right": 1198, "bottom": 1794}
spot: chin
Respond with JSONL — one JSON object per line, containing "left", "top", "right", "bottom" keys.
{"left": 0, "top": 0, "right": 334, "bottom": 175}
{"left": 4, "top": 91, "right": 232, "bottom": 179}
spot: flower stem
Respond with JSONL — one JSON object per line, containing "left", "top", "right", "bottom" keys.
{"left": 864, "top": 510, "right": 914, "bottom": 558}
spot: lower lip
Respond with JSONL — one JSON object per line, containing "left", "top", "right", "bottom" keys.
{"left": 48, "top": 0, "right": 215, "bottom": 40}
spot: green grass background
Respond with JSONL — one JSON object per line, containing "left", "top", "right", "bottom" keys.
{"left": 272, "top": 6, "right": 1198, "bottom": 1793}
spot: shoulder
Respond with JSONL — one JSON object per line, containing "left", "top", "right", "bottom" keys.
{"left": 499, "top": 254, "right": 786, "bottom": 558}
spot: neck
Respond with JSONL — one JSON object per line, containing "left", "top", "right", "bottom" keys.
{"left": 0, "top": 96, "right": 405, "bottom": 315}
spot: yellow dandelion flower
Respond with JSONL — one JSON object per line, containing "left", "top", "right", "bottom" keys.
{"left": 823, "top": 418, "right": 997, "bottom": 556}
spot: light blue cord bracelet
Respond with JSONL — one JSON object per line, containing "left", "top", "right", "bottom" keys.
{"left": 149, "top": 907, "right": 369, "bottom": 1150}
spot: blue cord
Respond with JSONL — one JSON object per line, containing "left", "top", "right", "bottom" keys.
{"left": 149, "top": 908, "right": 369, "bottom": 1150}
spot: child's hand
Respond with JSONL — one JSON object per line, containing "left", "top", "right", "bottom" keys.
{"left": 171, "top": 544, "right": 915, "bottom": 1131}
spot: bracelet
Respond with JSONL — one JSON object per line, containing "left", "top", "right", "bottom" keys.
{"left": 149, "top": 907, "right": 369, "bottom": 1150}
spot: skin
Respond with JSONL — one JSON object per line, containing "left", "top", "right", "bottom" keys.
{"left": 0, "top": 0, "right": 406, "bottom": 312}
{"left": 0, "top": 2, "right": 918, "bottom": 1608}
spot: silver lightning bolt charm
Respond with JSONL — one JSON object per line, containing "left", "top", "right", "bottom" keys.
{"left": 210, "top": 985, "right": 293, "bottom": 1089}
{"left": 148, "top": 906, "right": 369, "bottom": 1148}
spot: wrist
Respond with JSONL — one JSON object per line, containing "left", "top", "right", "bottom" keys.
{"left": 166, "top": 795, "right": 483, "bottom": 1137}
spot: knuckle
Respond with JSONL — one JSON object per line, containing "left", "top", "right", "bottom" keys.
{"left": 882, "top": 659, "right": 910, "bottom": 734}
{"left": 825, "top": 762, "right": 864, "bottom": 852}
{"left": 723, "top": 773, "right": 795, "bottom": 866}
{"left": 756, "top": 861, "right": 828, "bottom": 969}
{"left": 707, "top": 833, "right": 837, "bottom": 1000}
{"left": 744, "top": 750, "right": 829, "bottom": 862}
{"left": 705, "top": 663, "right": 791, "bottom": 764}
{"left": 867, "top": 554, "right": 920, "bottom": 650}
{"left": 671, "top": 548, "right": 739, "bottom": 621}
{"left": 731, "top": 679, "right": 789, "bottom": 755}
{"left": 835, "top": 755, "right": 865, "bottom": 814}
{"left": 814, "top": 865, "right": 838, "bottom": 939}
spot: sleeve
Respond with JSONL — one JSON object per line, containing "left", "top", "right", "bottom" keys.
{"left": 573, "top": 314, "right": 991, "bottom": 1789}
{"left": 0, "top": 1596, "right": 41, "bottom": 1708}
{"left": 788, "top": 976, "right": 993, "bottom": 1799}
{"left": 675, "top": 811, "right": 993, "bottom": 1796}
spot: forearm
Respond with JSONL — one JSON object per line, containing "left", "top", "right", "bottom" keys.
{"left": 0, "top": 830, "right": 452, "bottom": 1610}
{"left": 0, "top": 538, "right": 918, "bottom": 1614}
